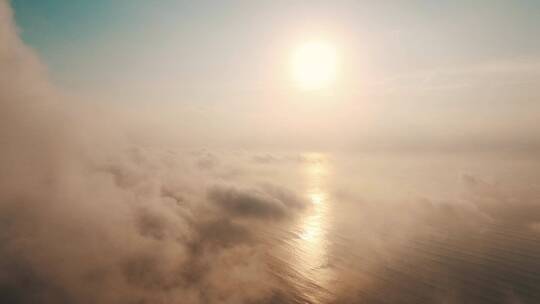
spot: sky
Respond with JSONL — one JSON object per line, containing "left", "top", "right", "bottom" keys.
{"left": 10, "top": 0, "right": 540, "bottom": 152}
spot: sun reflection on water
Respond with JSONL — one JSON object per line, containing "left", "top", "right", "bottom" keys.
{"left": 290, "top": 153, "right": 334, "bottom": 302}
{"left": 299, "top": 192, "right": 325, "bottom": 242}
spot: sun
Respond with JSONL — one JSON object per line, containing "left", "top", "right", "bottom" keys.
{"left": 291, "top": 41, "right": 338, "bottom": 91}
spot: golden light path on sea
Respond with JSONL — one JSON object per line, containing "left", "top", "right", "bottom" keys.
{"left": 292, "top": 153, "right": 335, "bottom": 303}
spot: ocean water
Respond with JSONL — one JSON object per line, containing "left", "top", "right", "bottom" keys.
{"left": 250, "top": 153, "right": 540, "bottom": 303}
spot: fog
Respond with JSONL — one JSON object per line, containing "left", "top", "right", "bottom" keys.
{"left": 2, "top": 1, "right": 540, "bottom": 303}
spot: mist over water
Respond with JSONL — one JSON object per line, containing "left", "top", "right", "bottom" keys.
{"left": 268, "top": 154, "right": 540, "bottom": 303}
{"left": 2, "top": 1, "right": 540, "bottom": 303}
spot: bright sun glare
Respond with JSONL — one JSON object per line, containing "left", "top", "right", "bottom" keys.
{"left": 292, "top": 41, "right": 338, "bottom": 91}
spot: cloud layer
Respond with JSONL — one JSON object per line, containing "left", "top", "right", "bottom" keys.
{"left": 0, "top": 2, "right": 308, "bottom": 303}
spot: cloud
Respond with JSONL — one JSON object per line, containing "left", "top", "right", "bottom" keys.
{"left": 0, "top": 2, "right": 303, "bottom": 303}
{"left": 208, "top": 184, "right": 306, "bottom": 220}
